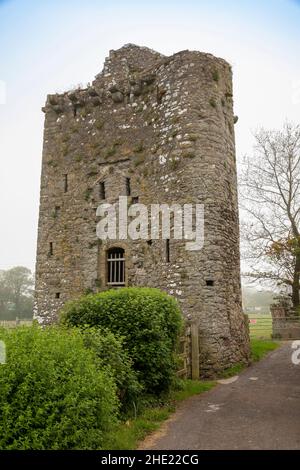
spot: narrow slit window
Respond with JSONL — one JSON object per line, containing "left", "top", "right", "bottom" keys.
{"left": 126, "top": 177, "right": 131, "bottom": 196}
{"left": 99, "top": 182, "right": 106, "bottom": 199}
{"left": 55, "top": 206, "right": 61, "bottom": 217}
{"left": 166, "top": 239, "right": 170, "bottom": 263}
{"left": 49, "top": 242, "right": 53, "bottom": 256}
{"left": 107, "top": 248, "right": 125, "bottom": 286}
{"left": 55, "top": 292, "right": 60, "bottom": 299}
{"left": 64, "top": 174, "right": 68, "bottom": 193}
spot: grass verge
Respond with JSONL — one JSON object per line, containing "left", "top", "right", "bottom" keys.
{"left": 103, "top": 379, "right": 215, "bottom": 450}
{"left": 221, "top": 338, "right": 280, "bottom": 378}
{"left": 250, "top": 338, "right": 279, "bottom": 362}
{"left": 103, "top": 338, "right": 280, "bottom": 450}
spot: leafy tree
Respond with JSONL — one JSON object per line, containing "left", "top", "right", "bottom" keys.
{"left": 0, "top": 272, "right": 10, "bottom": 313}
{"left": 0, "top": 267, "right": 34, "bottom": 319}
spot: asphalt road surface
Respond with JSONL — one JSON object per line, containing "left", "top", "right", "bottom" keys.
{"left": 139, "top": 342, "right": 300, "bottom": 450}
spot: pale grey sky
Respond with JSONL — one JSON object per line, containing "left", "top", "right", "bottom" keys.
{"left": 0, "top": 0, "right": 300, "bottom": 271}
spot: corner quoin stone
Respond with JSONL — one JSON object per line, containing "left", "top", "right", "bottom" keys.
{"left": 35, "top": 43, "right": 250, "bottom": 376}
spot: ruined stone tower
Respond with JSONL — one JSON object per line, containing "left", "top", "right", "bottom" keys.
{"left": 35, "top": 44, "right": 250, "bottom": 375}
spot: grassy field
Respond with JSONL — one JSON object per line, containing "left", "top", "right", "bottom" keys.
{"left": 248, "top": 313, "right": 272, "bottom": 339}
{"left": 0, "top": 319, "right": 33, "bottom": 328}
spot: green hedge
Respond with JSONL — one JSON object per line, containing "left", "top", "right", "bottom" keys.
{"left": 0, "top": 325, "right": 118, "bottom": 450}
{"left": 81, "top": 327, "right": 142, "bottom": 410}
{"left": 60, "top": 287, "right": 183, "bottom": 395}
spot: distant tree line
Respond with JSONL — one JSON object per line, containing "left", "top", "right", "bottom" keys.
{"left": 0, "top": 267, "right": 34, "bottom": 320}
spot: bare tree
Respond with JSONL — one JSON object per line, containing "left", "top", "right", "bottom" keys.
{"left": 240, "top": 122, "right": 300, "bottom": 309}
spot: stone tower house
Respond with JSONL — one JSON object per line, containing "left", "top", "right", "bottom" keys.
{"left": 35, "top": 44, "right": 250, "bottom": 375}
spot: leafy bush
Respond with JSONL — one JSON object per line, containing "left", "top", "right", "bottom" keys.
{"left": 0, "top": 325, "right": 118, "bottom": 450}
{"left": 60, "top": 287, "right": 183, "bottom": 395}
{"left": 81, "top": 327, "right": 142, "bottom": 411}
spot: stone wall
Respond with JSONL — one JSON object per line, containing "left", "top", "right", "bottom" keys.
{"left": 35, "top": 44, "right": 250, "bottom": 376}
{"left": 271, "top": 302, "right": 300, "bottom": 340}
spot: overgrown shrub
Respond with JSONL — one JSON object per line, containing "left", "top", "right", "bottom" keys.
{"left": 60, "top": 287, "right": 183, "bottom": 395}
{"left": 0, "top": 325, "right": 118, "bottom": 450}
{"left": 81, "top": 327, "right": 142, "bottom": 411}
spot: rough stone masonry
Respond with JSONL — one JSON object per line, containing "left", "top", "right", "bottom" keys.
{"left": 35, "top": 44, "right": 250, "bottom": 376}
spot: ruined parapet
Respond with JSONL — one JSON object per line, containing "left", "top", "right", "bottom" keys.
{"left": 35, "top": 44, "right": 250, "bottom": 374}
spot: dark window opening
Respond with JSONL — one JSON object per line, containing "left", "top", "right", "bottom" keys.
{"left": 157, "top": 86, "right": 166, "bottom": 104}
{"left": 49, "top": 242, "right": 53, "bottom": 256}
{"left": 55, "top": 292, "right": 60, "bottom": 299}
{"left": 131, "top": 196, "right": 139, "bottom": 204}
{"left": 64, "top": 174, "right": 68, "bottom": 193}
{"left": 166, "top": 239, "right": 170, "bottom": 263}
{"left": 147, "top": 239, "right": 152, "bottom": 246}
{"left": 107, "top": 248, "right": 125, "bottom": 286}
{"left": 126, "top": 177, "right": 131, "bottom": 196}
{"left": 73, "top": 106, "right": 77, "bottom": 117}
{"left": 99, "top": 181, "right": 106, "bottom": 199}
{"left": 206, "top": 280, "right": 214, "bottom": 287}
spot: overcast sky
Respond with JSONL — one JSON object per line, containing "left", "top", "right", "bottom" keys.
{"left": 0, "top": 0, "right": 300, "bottom": 272}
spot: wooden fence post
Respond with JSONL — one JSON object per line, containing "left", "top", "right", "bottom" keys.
{"left": 191, "top": 322, "right": 200, "bottom": 380}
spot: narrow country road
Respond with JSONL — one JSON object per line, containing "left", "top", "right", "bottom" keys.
{"left": 139, "top": 343, "right": 300, "bottom": 450}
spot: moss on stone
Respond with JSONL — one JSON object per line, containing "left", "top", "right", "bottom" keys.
{"left": 209, "top": 98, "right": 217, "bottom": 109}
{"left": 133, "top": 141, "right": 144, "bottom": 153}
{"left": 104, "top": 146, "right": 116, "bottom": 158}
{"left": 212, "top": 69, "right": 219, "bottom": 82}
{"left": 84, "top": 188, "right": 93, "bottom": 201}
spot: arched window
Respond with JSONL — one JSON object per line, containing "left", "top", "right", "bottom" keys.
{"left": 107, "top": 248, "right": 125, "bottom": 286}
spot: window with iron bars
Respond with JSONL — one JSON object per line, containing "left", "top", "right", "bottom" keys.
{"left": 107, "top": 248, "right": 125, "bottom": 286}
